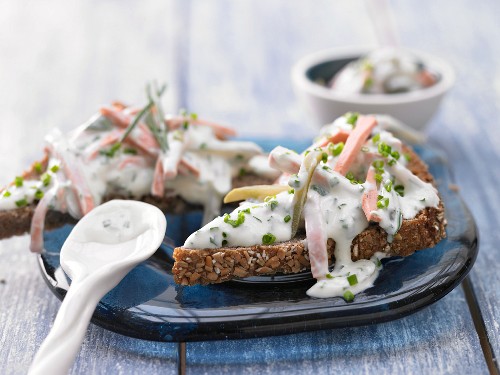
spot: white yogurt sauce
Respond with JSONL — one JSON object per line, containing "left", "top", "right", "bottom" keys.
{"left": 185, "top": 115, "right": 441, "bottom": 301}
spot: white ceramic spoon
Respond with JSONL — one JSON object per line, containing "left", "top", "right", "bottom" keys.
{"left": 29, "top": 200, "right": 167, "bottom": 375}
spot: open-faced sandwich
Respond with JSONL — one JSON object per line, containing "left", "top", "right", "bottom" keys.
{"left": 173, "top": 113, "right": 447, "bottom": 300}
{"left": 0, "top": 84, "right": 278, "bottom": 252}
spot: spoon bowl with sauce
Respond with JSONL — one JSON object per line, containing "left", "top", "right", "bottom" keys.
{"left": 29, "top": 200, "right": 167, "bottom": 375}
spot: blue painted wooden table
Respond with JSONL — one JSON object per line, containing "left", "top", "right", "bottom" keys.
{"left": 0, "top": 1, "right": 498, "bottom": 374}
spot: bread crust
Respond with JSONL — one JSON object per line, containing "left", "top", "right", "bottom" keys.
{"left": 0, "top": 173, "right": 273, "bottom": 240}
{"left": 172, "top": 146, "right": 447, "bottom": 286}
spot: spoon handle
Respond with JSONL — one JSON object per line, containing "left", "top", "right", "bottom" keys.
{"left": 29, "top": 277, "right": 104, "bottom": 375}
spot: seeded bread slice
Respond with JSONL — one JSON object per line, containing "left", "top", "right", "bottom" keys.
{"left": 172, "top": 147, "right": 447, "bottom": 286}
{"left": 0, "top": 170, "right": 273, "bottom": 241}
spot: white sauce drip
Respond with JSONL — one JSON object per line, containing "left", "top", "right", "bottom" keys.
{"left": 0, "top": 114, "right": 263, "bottom": 225}
{"left": 184, "top": 118, "right": 441, "bottom": 301}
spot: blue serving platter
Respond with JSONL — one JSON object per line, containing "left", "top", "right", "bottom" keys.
{"left": 37, "top": 140, "right": 478, "bottom": 342}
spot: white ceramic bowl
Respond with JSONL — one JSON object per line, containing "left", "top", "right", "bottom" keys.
{"left": 291, "top": 46, "right": 455, "bottom": 131}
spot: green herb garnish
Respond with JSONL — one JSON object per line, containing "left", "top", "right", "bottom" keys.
{"left": 344, "top": 112, "right": 359, "bottom": 126}
{"left": 222, "top": 240, "right": 228, "bottom": 246}
{"left": 34, "top": 162, "right": 43, "bottom": 174}
{"left": 262, "top": 233, "right": 276, "bottom": 245}
{"left": 329, "top": 142, "right": 344, "bottom": 157}
{"left": 372, "top": 133, "right": 380, "bottom": 143}
{"left": 321, "top": 152, "right": 328, "bottom": 163}
{"left": 50, "top": 165, "right": 60, "bottom": 173}
{"left": 325, "top": 273, "right": 333, "bottom": 279}
{"left": 394, "top": 185, "right": 405, "bottom": 197}
{"left": 3, "top": 191, "right": 11, "bottom": 198}
{"left": 343, "top": 290, "right": 355, "bottom": 302}
{"left": 41, "top": 173, "right": 51, "bottom": 187}
{"left": 384, "top": 180, "right": 393, "bottom": 192}
{"left": 224, "top": 211, "right": 245, "bottom": 228}
{"left": 34, "top": 190, "right": 44, "bottom": 200}
{"left": 284, "top": 215, "right": 291, "bottom": 223}
{"left": 123, "top": 148, "right": 138, "bottom": 155}
{"left": 377, "top": 195, "right": 389, "bottom": 209}
{"left": 14, "top": 176, "right": 23, "bottom": 187}
{"left": 347, "top": 274, "right": 358, "bottom": 286}
{"left": 15, "top": 198, "right": 28, "bottom": 207}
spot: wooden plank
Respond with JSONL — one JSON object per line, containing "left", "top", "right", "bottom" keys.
{"left": 390, "top": 0, "right": 500, "bottom": 368}
{"left": 187, "top": 289, "right": 486, "bottom": 374}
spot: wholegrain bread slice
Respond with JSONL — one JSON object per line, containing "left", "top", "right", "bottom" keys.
{"left": 0, "top": 172, "right": 273, "bottom": 241}
{"left": 172, "top": 146, "right": 447, "bottom": 286}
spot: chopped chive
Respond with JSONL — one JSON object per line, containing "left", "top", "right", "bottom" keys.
{"left": 347, "top": 274, "right": 358, "bottom": 286}
{"left": 262, "top": 233, "right": 276, "bottom": 245}
{"left": 343, "top": 290, "right": 355, "bottom": 302}
{"left": 123, "top": 148, "right": 138, "bottom": 155}
{"left": 222, "top": 240, "right": 228, "bottom": 246}
{"left": 377, "top": 195, "right": 389, "bottom": 208}
{"left": 209, "top": 237, "right": 217, "bottom": 246}
{"left": 14, "top": 176, "right": 23, "bottom": 187}
{"left": 388, "top": 158, "right": 397, "bottom": 166}
{"left": 182, "top": 121, "right": 189, "bottom": 130}
{"left": 325, "top": 273, "right": 333, "bottom": 279}
{"left": 344, "top": 112, "right": 359, "bottom": 126}
{"left": 224, "top": 211, "right": 246, "bottom": 228}
{"left": 375, "top": 258, "right": 382, "bottom": 267}
{"left": 288, "top": 188, "right": 294, "bottom": 194}
{"left": 209, "top": 226, "right": 218, "bottom": 231}
{"left": 321, "top": 152, "right": 328, "bottom": 163}
{"left": 346, "top": 171, "right": 355, "bottom": 181}
{"left": 34, "top": 190, "right": 44, "bottom": 200}
{"left": 394, "top": 185, "right": 405, "bottom": 197}
{"left": 378, "top": 142, "right": 392, "bottom": 157}
{"left": 50, "top": 165, "right": 60, "bottom": 173}
{"left": 304, "top": 150, "right": 310, "bottom": 156}
{"left": 15, "top": 198, "right": 28, "bottom": 207}
{"left": 391, "top": 151, "right": 400, "bottom": 160}
{"left": 404, "top": 153, "right": 411, "bottom": 162}
{"left": 268, "top": 200, "right": 278, "bottom": 210}
{"left": 374, "top": 173, "right": 383, "bottom": 183}
{"left": 372, "top": 160, "right": 384, "bottom": 171}
{"left": 384, "top": 180, "right": 392, "bottom": 192}
{"left": 190, "top": 112, "right": 198, "bottom": 120}
{"left": 222, "top": 232, "right": 227, "bottom": 238}
{"left": 284, "top": 215, "right": 291, "bottom": 223}
{"left": 241, "top": 208, "right": 251, "bottom": 214}
{"left": 200, "top": 143, "right": 207, "bottom": 150}
{"left": 101, "top": 142, "right": 121, "bottom": 157}
{"left": 372, "top": 133, "right": 380, "bottom": 143}
{"left": 329, "top": 142, "right": 344, "bottom": 157}
{"left": 239, "top": 168, "right": 247, "bottom": 177}
{"left": 41, "top": 173, "right": 51, "bottom": 186}
{"left": 34, "top": 162, "right": 43, "bottom": 174}
{"left": 3, "top": 191, "right": 11, "bottom": 198}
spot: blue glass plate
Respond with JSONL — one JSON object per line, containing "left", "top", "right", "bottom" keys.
{"left": 37, "top": 140, "right": 478, "bottom": 342}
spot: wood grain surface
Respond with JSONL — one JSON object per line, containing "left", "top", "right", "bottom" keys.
{"left": 0, "top": 0, "right": 498, "bottom": 374}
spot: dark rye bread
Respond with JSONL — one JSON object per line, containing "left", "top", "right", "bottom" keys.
{"left": 0, "top": 172, "right": 274, "bottom": 241}
{"left": 172, "top": 146, "right": 447, "bottom": 286}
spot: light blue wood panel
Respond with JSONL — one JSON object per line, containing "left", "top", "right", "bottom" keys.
{"left": 390, "top": 0, "right": 500, "bottom": 366}
{"left": 187, "top": 289, "right": 486, "bottom": 374}
{"left": 0, "top": 236, "right": 178, "bottom": 375}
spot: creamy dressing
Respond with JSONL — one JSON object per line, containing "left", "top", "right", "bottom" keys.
{"left": 1, "top": 110, "right": 265, "bottom": 252}
{"left": 184, "top": 114, "right": 441, "bottom": 301}
{"left": 185, "top": 190, "right": 294, "bottom": 248}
